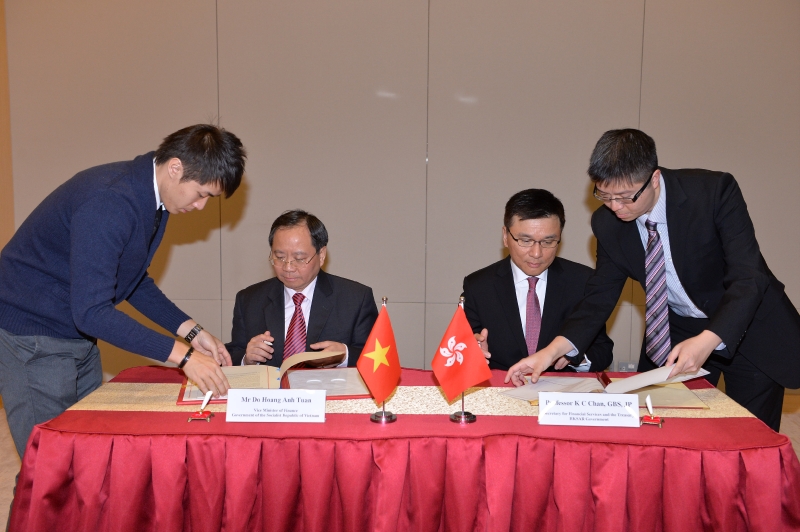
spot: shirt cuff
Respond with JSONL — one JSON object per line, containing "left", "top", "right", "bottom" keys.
{"left": 563, "top": 339, "right": 580, "bottom": 361}
{"left": 336, "top": 345, "right": 350, "bottom": 367}
{"left": 572, "top": 354, "right": 591, "bottom": 372}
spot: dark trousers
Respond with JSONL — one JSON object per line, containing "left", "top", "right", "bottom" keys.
{"left": 638, "top": 310, "right": 784, "bottom": 431}
{"left": 0, "top": 327, "right": 102, "bottom": 458}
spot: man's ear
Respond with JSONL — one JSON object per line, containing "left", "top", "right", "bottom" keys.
{"left": 318, "top": 246, "right": 327, "bottom": 266}
{"left": 651, "top": 169, "right": 662, "bottom": 190}
{"left": 168, "top": 158, "right": 184, "bottom": 181}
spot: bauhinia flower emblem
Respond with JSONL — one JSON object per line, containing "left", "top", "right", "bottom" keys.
{"left": 439, "top": 336, "right": 466, "bottom": 367}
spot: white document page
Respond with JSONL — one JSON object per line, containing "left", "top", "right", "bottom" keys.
{"left": 604, "top": 366, "right": 709, "bottom": 394}
{"left": 500, "top": 377, "right": 604, "bottom": 402}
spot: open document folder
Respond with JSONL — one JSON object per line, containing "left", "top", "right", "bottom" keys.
{"left": 501, "top": 366, "right": 711, "bottom": 409}
{"left": 178, "top": 350, "right": 351, "bottom": 404}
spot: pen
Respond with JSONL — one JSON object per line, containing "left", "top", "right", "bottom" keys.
{"left": 200, "top": 390, "right": 213, "bottom": 412}
{"left": 257, "top": 339, "right": 273, "bottom": 365}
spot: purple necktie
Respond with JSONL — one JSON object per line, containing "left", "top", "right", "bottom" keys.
{"left": 283, "top": 293, "right": 307, "bottom": 359}
{"left": 645, "top": 220, "right": 671, "bottom": 365}
{"left": 526, "top": 277, "right": 542, "bottom": 355}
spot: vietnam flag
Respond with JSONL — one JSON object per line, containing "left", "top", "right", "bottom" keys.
{"left": 431, "top": 305, "right": 492, "bottom": 402}
{"left": 357, "top": 306, "right": 401, "bottom": 404}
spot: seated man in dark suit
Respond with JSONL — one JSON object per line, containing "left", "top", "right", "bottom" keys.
{"left": 227, "top": 210, "right": 379, "bottom": 367}
{"left": 463, "top": 189, "right": 613, "bottom": 372}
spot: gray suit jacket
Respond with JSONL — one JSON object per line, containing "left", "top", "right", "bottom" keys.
{"left": 226, "top": 270, "right": 379, "bottom": 367}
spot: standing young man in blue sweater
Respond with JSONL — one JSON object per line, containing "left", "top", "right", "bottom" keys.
{"left": 0, "top": 124, "right": 246, "bottom": 457}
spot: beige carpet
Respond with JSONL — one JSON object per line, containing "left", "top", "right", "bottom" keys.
{"left": 0, "top": 410, "right": 20, "bottom": 528}
{"left": 1, "top": 396, "right": 799, "bottom": 526}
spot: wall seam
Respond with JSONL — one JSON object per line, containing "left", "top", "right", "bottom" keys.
{"left": 422, "top": 0, "right": 431, "bottom": 368}
{"left": 637, "top": 0, "right": 646, "bottom": 129}
{"left": 216, "top": 0, "right": 224, "bottom": 333}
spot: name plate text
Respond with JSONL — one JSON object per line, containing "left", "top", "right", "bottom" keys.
{"left": 538, "top": 392, "right": 639, "bottom": 427}
{"left": 226, "top": 389, "right": 326, "bottom": 423}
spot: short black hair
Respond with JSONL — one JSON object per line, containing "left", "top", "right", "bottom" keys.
{"left": 268, "top": 210, "right": 329, "bottom": 252}
{"left": 155, "top": 124, "right": 246, "bottom": 198}
{"left": 588, "top": 128, "right": 658, "bottom": 186}
{"left": 504, "top": 189, "right": 565, "bottom": 230}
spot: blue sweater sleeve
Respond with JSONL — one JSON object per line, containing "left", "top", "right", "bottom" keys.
{"left": 127, "top": 274, "right": 191, "bottom": 337}
{"left": 69, "top": 192, "right": 178, "bottom": 361}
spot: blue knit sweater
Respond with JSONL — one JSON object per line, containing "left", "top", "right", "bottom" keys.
{"left": 0, "top": 152, "right": 190, "bottom": 361}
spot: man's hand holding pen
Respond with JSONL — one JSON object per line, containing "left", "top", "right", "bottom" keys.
{"left": 244, "top": 331, "right": 275, "bottom": 365}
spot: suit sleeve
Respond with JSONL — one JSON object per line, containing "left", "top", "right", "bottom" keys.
{"left": 584, "top": 325, "right": 614, "bottom": 371}
{"left": 462, "top": 276, "right": 483, "bottom": 334}
{"left": 346, "top": 288, "right": 379, "bottom": 367}
{"left": 705, "top": 174, "right": 770, "bottom": 353}
{"left": 225, "top": 291, "right": 248, "bottom": 366}
{"left": 558, "top": 226, "right": 629, "bottom": 355}
{"left": 564, "top": 263, "right": 615, "bottom": 371}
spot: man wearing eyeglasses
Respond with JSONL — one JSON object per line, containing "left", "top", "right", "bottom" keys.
{"left": 226, "top": 209, "right": 379, "bottom": 367}
{"left": 506, "top": 129, "right": 800, "bottom": 430}
{"left": 462, "top": 189, "right": 613, "bottom": 373}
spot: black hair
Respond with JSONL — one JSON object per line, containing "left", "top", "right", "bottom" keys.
{"left": 504, "top": 189, "right": 565, "bottom": 229}
{"left": 268, "top": 210, "right": 329, "bottom": 252}
{"left": 154, "top": 124, "right": 246, "bottom": 198}
{"left": 588, "top": 128, "right": 657, "bottom": 186}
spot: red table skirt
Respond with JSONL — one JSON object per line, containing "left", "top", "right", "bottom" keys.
{"left": 10, "top": 367, "right": 800, "bottom": 532}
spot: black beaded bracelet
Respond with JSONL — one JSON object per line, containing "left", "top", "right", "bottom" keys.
{"left": 178, "top": 347, "right": 194, "bottom": 369}
{"left": 184, "top": 324, "right": 203, "bottom": 343}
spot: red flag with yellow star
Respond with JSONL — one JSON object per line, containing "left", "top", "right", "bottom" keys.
{"left": 357, "top": 305, "right": 401, "bottom": 404}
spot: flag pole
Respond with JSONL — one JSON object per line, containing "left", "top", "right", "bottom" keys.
{"left": 450, "top": 296, "right": 477, "bottom": 424}
{"left": 370, "top": 296, "right": 397, "bottom": 424}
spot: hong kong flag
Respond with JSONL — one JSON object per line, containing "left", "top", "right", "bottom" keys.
{"left": 431, "top": 305, "right": 492, "bottom": 401}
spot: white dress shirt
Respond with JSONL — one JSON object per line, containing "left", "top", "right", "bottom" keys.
{"left": 152, "top": 159, "right": 164, "bottom": 210}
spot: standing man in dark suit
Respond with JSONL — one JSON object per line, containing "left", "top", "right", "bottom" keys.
{"left": 227, "top": 210, "right": 379, "bottom": 367}
{"left": 463, "top": 189, "right": 613, "bottom": 372}
{"left": 507, "top": 129, "right": 800, "bottom": 430}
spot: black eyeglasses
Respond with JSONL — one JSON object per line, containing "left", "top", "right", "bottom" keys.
{"left": 505, "top": 231, "right": 560, "bottom": 249}
{"left": 593, "top": 172, "right": 654, "bottom": 205}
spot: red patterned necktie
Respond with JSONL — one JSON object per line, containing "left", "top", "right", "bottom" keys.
{"left": 526, "top": 277, "right": 541, "bottom": 355}
{"left": 283, "top": 293, "right": 307, "bottom": 359}
{"left": 645, "top": 220, "right": 671, "bottom": 365}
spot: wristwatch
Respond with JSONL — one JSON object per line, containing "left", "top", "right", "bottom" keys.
{"left": 178, "top": 347, "right": 194, "bottom": 369}
{"left": 184, "top": 324, "right": 203, "bottom": 343}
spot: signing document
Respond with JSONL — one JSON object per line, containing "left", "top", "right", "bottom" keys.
{"left": 180, "top": 350, "right": 345, "bottom": 403}
{"left": 502, "top": 366, "right": 710, "bottom": 409}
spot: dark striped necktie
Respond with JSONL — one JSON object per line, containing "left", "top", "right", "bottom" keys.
{"left": 283, "top": 293, "right": 307, "bottom": 359}
{"left": 644, "top": 220, "right": 671, "bottom": 366}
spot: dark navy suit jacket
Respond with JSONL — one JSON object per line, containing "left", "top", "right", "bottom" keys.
{"left": 226, "top": 270, "right": 379, "bottom": 367}
{"left": 463, "top": 256, "right": 614, "bottom": 372}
